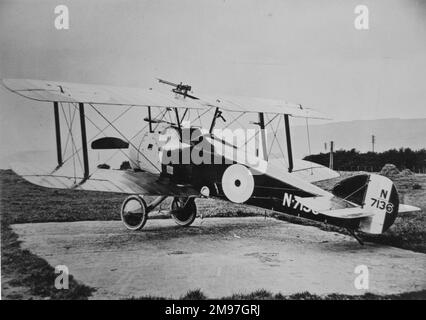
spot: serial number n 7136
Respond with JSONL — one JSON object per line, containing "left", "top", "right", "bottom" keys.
{"left": 370, "top": 197, "right": 394, "bottom": 213}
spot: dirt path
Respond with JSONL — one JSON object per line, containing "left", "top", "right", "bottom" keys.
{"left": 12, "top": 217, "right": 426, "bottom": 299}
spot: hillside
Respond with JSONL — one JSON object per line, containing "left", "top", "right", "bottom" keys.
{"left": 288, "top": 118, "right": 426, "bottom": 159}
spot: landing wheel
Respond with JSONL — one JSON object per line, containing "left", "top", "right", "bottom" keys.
{"left": 121, "top": 195, "right": 148, "bottom": 231}
{"left": 170, "top": 197, "right": 197, "bottom": 227}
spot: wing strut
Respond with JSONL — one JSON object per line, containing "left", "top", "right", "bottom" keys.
{"left": 284, "top": 114, "right": 293, "bottom": 173}
{"left": 53, "top": 102, "right": 63, "bottom": 168}
{"left": 209, "top": 107, "right": 220, "bottom": 133}
{"left": 209, "top": 107, "right": 226, "bottom": 133}
{"left": 258, "top": 112, "right": 268, "bottom": 161}
{"left": 78, "top": 103, "right": 90, "bottom": 180}
{"left": 147, "top": 106, "right": 153, "bottom": 133}
{"left": 174, "top": 108, "right": 181, "bottom": 131}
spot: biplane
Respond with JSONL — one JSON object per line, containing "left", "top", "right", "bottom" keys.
{"left": 2, "top": 78, "right": 420, "bottom": 244}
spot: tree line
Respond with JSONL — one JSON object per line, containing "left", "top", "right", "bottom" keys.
{"left": 304, "top": 148, "right": 426, "bottom": 172}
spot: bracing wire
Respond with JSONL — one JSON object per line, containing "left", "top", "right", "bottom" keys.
{"left": 60, "top": 104, "right": 135, "bottom": 166}
{"left": 90, "top": 104, "right": 162, "bottom": 173}
{"left": 87, "top": 107, "right": 167, "bottom": 177}
{"left": 242, "top": 113, "right": 279, "bottom": 152}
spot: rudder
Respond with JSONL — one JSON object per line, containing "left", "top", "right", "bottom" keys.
{"left": 332, "top": 174, "right": 399, "bottom": 234}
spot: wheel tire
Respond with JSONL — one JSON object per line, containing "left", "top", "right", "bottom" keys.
{"left": 121, "top": 195, "right": 148, "bottom": 231}
{"left": 170, "top": 197, "right": 197, "bottom": 227}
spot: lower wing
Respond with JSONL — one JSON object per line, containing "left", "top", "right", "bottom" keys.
{"left": 11, "top": 161, "right": 199, "bottom": 196}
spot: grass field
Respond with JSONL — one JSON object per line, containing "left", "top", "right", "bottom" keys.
{"left": 1, "top": 169, "right": 425, "bottom": 299}
{"left": 131, "top": 288, "right": 426, "bottom": 300}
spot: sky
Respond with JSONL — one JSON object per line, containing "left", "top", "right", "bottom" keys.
{"left": 1, "top": 0, "right": 426, "bottom": 166}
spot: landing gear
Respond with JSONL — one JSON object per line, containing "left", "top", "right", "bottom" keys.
{"left": 120, "top": 195, "right": 168, "bottom": 230}
{"left": 120, "top": 195, "right": 197, "bottom": 230}
{"left": 170, "top": 197, "right": 197, "bottom": 227}
{"left": 120, "top": 195, "right": 148, "bottom": 231}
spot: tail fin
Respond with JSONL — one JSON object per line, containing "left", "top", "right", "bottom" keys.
{"left": 333, "top": 174, "right": 399, "bottom": 234}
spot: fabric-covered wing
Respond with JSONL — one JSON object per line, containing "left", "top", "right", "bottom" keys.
{"left": 11, "top": 162, "right": 199, "bottom": 196}
{"left": 2, "top": 78, "right": 207, "bottom": 110}
{"left": 3, "top": 78, "right": 329, "bottom": 118}
{"left": 198, "top": 94, "right": 330, "bottom": 119}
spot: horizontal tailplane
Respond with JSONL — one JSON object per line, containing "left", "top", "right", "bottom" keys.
{"left": 333, "top": 174, "right": 400, "bottom": 234}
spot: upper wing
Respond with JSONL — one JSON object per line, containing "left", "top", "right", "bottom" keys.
{"left": 2, "top": 78, "right": 206, "bottom": 110}
{"left": 197, "top": 94, "right": 330, "bottom": 119}
{"left": 3, "top": 78, "right": 329, "bottom": 118}
{"left": 11, "top": 161, "right": 199, "bottom": 196}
